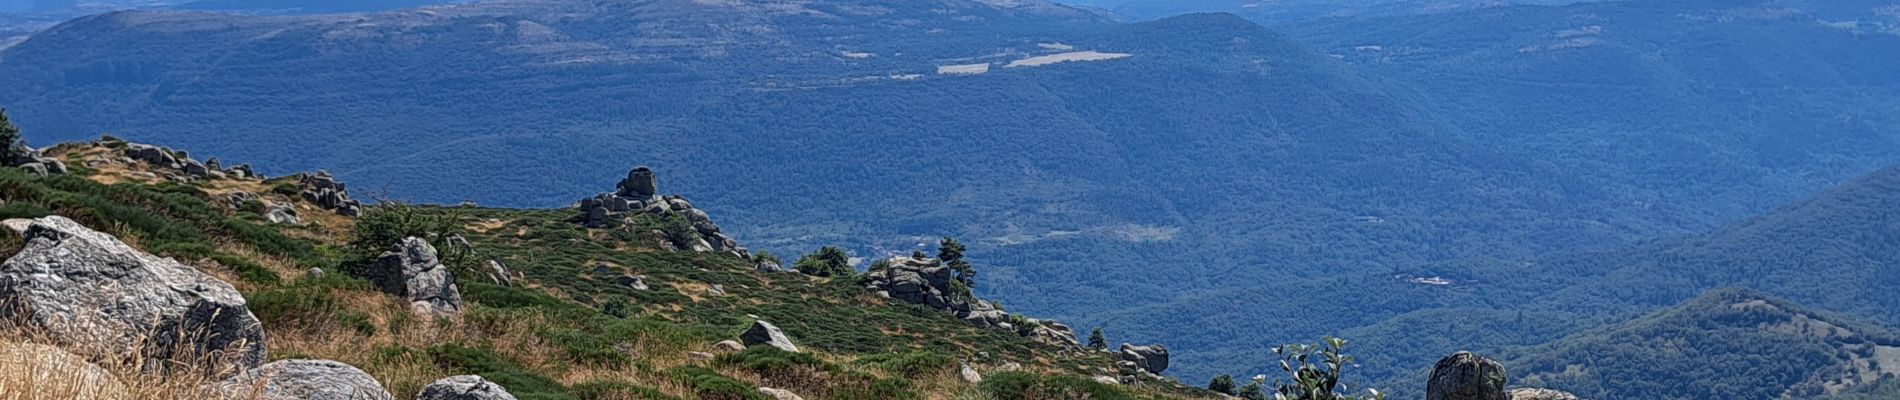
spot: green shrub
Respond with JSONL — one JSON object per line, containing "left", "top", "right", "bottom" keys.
{"left": 980, "top": 372, "right": 1133, "bottom": 400}
{"left": 570, "top": 380, "right": 679, "bottom": 400}
{"left": 855, "top": 351, "right": 955, "bottom": 378}
{"left": 667, "top": 366, "right": 765, "bottom": 400}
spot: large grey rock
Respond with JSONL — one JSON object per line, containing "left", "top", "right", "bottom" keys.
{"left": 417, "top": 375, "right": 518, "bottom": 400}
{"left": 0, "top": 216, "right": 265, "bottom": 377}
{"left": 1118, "top": 343, "right": 1169, "bottom": 374}
{"left": 616, "top": 167, "right": 658, "bottom": 198}
{"left": 1427, "top": 352, "right": 1509, "bottom": 400}
{"left": 218, "top": 359, "right": 394, "bottom": 400}
{"left": 1506, "top": 388, "right": 1581, "bottom": 400}
{"left": 740, "top": 320, "right": 799, "bottom": 353}
{"left": 365, "top": 237, "right": 464, "bottom": 316}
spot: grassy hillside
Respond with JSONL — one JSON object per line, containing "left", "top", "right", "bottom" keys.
{"left": 0, "top": 138, "right": 1204, "bottom": 400}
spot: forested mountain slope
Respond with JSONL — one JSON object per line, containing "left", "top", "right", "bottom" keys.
{"left": 1507, "top": 289, "right": 1900, "bottom": 400}
{"left": 4, "top": 0, "right": 1900, "bottom": 386}
{"left": 1332, "top": 161, "right": 1900, "bottom": 398}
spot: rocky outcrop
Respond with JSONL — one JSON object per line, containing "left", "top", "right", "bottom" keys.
{"left": 863, "top": 255, "right": 1086, "bottom": 349}
{"left": 1428, "top": 353, "right": 1580, "bottom": 400}
{"left": 118, "top": 142, "right": 255, "bottom": 181}
{"left": 365, "top": 237, "right": 464, "bottom": 316}
{"left": 1428, "top": 352, "right": 1508, "bottom": 400}
{"left": 217, "top": 359, "right": 395, "bottom": 400}
{"left": 1030, "top": 321, "right": 1082, "bottom": 349}
{"left": 0, "top": 216, "right": 266, "bottom": 377}
{"left": 298, "top": 171, "right": 362, "bottom": 217}
{"left": 712, "top": 340, "right": 745, "bottom": 353}
{"left": 864, "top": 256, "right": 958, "bottom": 308}
{"left": 575, "top": 167, "right": 746, "bottom": 257}
{"left": 1119, "top": 343, "right": 1169, "bottom": 374}
{"left": 6, "top": 143, "right": 67, "bottom": 176}
{"left": 740, "top": 320, "right": 799, "bottom": 353}
{"left": 417, "top": 375, "right": 519, "bottom": 400}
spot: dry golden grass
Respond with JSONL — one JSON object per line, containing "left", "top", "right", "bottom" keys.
{"left": 0, "top": 325, "right": 276, "bottom": 400}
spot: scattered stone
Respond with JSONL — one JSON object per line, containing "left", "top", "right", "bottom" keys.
{"left": 217, "top": 359, "right": 395, "bottom": 400}
{"left": 0, "top": 216, "right": 266, "bottom": 378}
{"left": 1092, "top": 376, "right": 1120, "bottom": 385}
{"left": 265, "top": 204, "right": 299, "bottom": 225}
{"left": 484, "top": 259, "right": 513, "bottom": 287}
{"left": 306, "top": 268, "right": 326, "bottom": 279}
{"left": 1427, "top": 352, "right": 1509, "bottom": 400}
{"left": 417, "top": 375, "right": 518, "bottom": 400}
{"left": 446, "top": 234, "right": 474, "bottom": 254}
{"left": 1118, "top": 343, "right": 1170, "bottom": 375}
{"left": 999, "top": 362, "right": 1023, "bottom": 371}
{"left": 960, "top": 364, "right": 983, "bottom": 383}
{"left": 740, "top": 320, "right": 799, "bottom": 353}
{"left": 228, "top": 191, "right": 259, "bottom": 205}
{"left": 755, "top": 258, "right": 784, "bottom": 273}
{"left": 615, "top": 275, "right": 650, "bottom": 291}
{"left": 712, "top": 340, "right": 746, "bottom": 353}
{"left": 757, "top": 387, "right": 805, "bottom": 400}
{"left": 365, "top": 237, "right": 464, "bottom": 316}
{"left": 708, "top": 284, "right": 727, "bottom": 297}
{"left": 1507, "top": 388, "right": 1581, "bottom": 400}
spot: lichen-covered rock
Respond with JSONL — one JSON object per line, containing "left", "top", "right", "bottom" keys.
{"left": 366, "top": 237, "right": 464, "bottom": 316}
{"left": 740, "top": 320, "right": 799, "bottom": 353}
{"left": 217, "top": 359, "right": 394, "bottom": 400}
{"left": 0, "top": 216, "right": 266, "bottom": 378}
{"left": 712, "top": 340, "right": 746, "bottom": 353}
{"left": 417, "top": 375, "right": 518, "bottom": 400}
{"left": 1118, "top": 343, "right": 1169, "bottom": 374}
{"left": 1427, "top": 352, "right": 1509, "bottom": 400}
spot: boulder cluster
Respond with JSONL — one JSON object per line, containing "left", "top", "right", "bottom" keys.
{"left": 122, "top": 142, "right": 259, "bottom": 181}
{"left": 3, "top": 143, "right": 68, "bottom": 176}
{"left": 298, "top": 171, "right": 363, "bottom": 217}
{"left": 1427, "top": 352, "right": 1581, "bottom": 400}
{"left": 0, "top": 215, "right": 514, "bottom": 400}
{"left": 862, "top": 256, "right": 1083, "bottom": 350}
{"left": 576, "top": 167, "right": 745, "bottom": 257}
